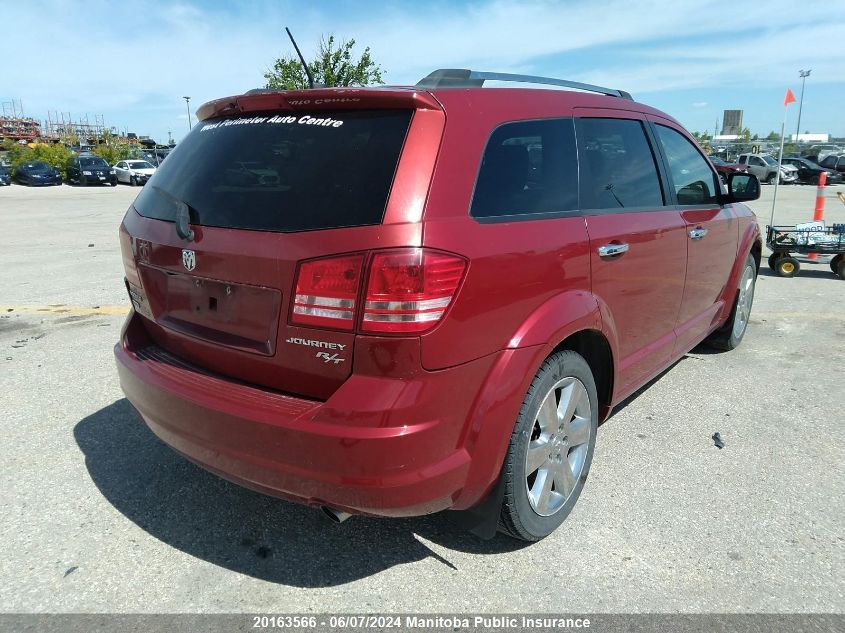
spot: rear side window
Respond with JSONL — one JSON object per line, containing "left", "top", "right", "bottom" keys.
{"left": 576, "top": 118, "right": 664, "bottom": 210}
{"left": 134, "top": 110, "right": 412, "bottom": 232}
{"left": 470, "top": 119, "right": 578, "bottom": 218}
{"left": 655, "top": 125, "right": 719, "bottom": 205}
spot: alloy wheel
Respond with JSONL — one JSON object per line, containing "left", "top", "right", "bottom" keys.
{"left": 525, "top": 377, "right": 592, "bottom": 516}
{"left": 732, "top": 263, "right": 755, "bottom": 339}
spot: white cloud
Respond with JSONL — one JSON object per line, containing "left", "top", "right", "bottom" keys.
{"left": 692, "top": 102, "right": 708, "bottom": 108}
{"left": 1, "top": 0, "right": 842, "bottom": 140}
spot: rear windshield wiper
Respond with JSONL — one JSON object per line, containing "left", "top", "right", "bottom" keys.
{"left": 151, "top": 186, "right": 195, "bottom": 242}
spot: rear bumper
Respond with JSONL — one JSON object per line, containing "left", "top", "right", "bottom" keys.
{"left": 115, "top": 310, "right": 512, "bottom": 517}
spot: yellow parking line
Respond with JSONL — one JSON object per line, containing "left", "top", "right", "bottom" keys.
{"left": 0, "top": 304, "right": 130, "bottom": 316}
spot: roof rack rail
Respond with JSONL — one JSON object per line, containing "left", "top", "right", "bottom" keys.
{"left": 416, "top": 69, "right": 634, "bottom": 101}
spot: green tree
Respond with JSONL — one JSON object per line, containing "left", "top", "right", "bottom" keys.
{"left": 92, "top": 131, "right": 134, "bottom": 165}
{"left": 4, "top": 140, "right": 73, "bottom": 178}
{"left": 765, "top": 131, "right": 780, "bottom": 141}
{"left": 264, "top": 34, "right": 384, "bottom": 90}
{"left": 737, "top": 127, "right": 752, "bottom": 142}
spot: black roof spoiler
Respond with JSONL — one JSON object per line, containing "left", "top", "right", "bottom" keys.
{"left": 416, "top": 69, "right": 634, "bottom": 101}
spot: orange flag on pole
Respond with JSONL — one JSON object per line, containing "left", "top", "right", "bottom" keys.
{"left": 784, "top": 88, "right": 796, "bottom": 106}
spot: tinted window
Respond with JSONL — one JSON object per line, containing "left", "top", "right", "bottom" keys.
{"left": 655, "top": 125, "right": 719, "bottom": 205}
{"left": 134, "top": 110, "right": 412, "bottom": 232}
{"left": 576, "top": 118, "right": 663, "bottom": 210}
{"left": 750, "top": 157, "right": 765, "bottom": 166}
{"left": 470, "top": 119, "right": 578, "bottom": 218}
{"left": 80, "top": 156, "right": 109, "bottom": 168}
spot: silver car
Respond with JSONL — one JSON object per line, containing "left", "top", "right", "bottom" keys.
{"left": 114, "top": 160, "right": 156, "bottom": 186}
{"left": 736, "top": 153, "right": 798, "bottom": 185}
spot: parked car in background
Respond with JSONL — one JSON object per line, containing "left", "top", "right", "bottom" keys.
{"left": 807, "top": 144, "right": 843, "bottom": 162}
{"left": 67, "top": 155, "right": 118, "bottom": 186}
{"left": 708, "top": 155, "right": 746, "bottom": 183}
{"left": 780, "top": 157, "right": 842, "bottom": 184}
{"left": 114, "top": 160, "right": 156, "bottom": 186}
{"left": 0, "top": 166, "right": 11, "bottom": 186}
{"left": 14, "top": 161, "right": 62, "bottom": 186}
{"left": 736, "top": 153, "right": 798, "bottom": 184}
{"left": 818, "top": 154, "right": 845, "bottom": 176}
{"left": 115, "top": 69, "right": 763, "bottom": 542}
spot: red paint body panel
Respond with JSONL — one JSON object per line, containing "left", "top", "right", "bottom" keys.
{"left": 588, "top": 211, "right": 687, "bottom": 399}
{"left": 116, "top": 84, "right": 760, "bottom": 519}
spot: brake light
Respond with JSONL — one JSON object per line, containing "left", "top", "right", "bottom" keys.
{"left": 292, "top": 254, "right": 364, "bottom": 330}
{"left": 361, "top": 248, "right": 466, "bottom": 333}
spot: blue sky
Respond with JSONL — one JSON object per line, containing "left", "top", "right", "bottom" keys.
{"left": 2, "top": 0, "right": 843, "bottom": 144}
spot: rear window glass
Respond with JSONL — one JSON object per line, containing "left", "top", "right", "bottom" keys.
{"left": 471, "top": 119, "right": 578, "bottom": 218}
{"left": 576, "top": 118, "right": 664, "bottom": 210}
{"left": 134, "top": 110, "right": 412, "bottom": 232}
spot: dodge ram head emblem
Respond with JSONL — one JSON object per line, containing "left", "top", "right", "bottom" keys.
{"left": 182, "top": 249, "right": 196, "bottom": 271}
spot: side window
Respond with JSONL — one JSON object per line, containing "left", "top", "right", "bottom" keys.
{"left": 750, "top": 157, "right": 765, "bottom": 167}
{"left": 470, "top": 118, "right": 578, "bottom": 218}
{"left": 737, "top": 155, "right": 747, "bottom": 164}
{"left": 576, "top": 118, "right": 664, "bottom": 210}
{"left": 655, "top": 124, "right": 719, "bottom": 205}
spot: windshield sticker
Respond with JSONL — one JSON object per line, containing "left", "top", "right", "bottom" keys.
{"left": 201, "top": 114, "right": 344, "bottom": 132}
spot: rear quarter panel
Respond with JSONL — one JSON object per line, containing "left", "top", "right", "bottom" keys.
{"left": 419, "top": 90, "right": 595, "bottom": 370}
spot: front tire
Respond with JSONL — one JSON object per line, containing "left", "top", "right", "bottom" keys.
{"left": 498, "top": 350, "right": 598, "bottom": 542}
{"left": 766, "top": 173, "right": 778, "bottom": 185}
{"left": 830, "top": 254, "right": 843, "bottom": 275}
{"left": 706, "top": 254, "right": 756, "bottom": 351}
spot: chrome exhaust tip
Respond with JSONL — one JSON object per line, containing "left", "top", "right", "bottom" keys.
{"left": 320, "top": 506, "right": 352, "bottom": 523}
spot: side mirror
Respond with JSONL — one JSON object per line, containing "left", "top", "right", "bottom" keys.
{"left": 726, "top": 172, "right": 760, "bottom": 202}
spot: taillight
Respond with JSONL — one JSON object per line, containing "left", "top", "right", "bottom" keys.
{"left": 292, "top": 254, "right": 364, "bottom": 331}
{"left": 361, "top": 248, "right": 466, "bottom": 333}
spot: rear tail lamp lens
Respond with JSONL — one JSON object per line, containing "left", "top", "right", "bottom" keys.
{"left": 292, "top": 254, "right": 364, "bottom": 330}
{"left": 362, "top": 249, "right": 466, "bottom": 333}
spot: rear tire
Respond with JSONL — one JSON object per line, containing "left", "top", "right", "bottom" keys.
{"left": 768, "top": 253, "right": 783, "bottom": 271}
{"left": 835, "top": 257, "right": 845, "bottom": 280}
{"left": 775, "top": 256, "right": 800, "bottom": 277}
{"left": 830, "top": 254, "right": 843, "bottom": 275}
{"left": 498, "top": 350, "right": 598, "bottom": 542}
{"left": 706, "top": 253, "right": 756, "bottom": 351}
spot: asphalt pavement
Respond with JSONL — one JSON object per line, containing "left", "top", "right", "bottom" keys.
{"left": 1, "top": 182, "right": 843, "bottom": 613}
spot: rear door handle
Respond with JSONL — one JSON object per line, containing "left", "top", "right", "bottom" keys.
{"left": 597, "top": 243, "right": 629, "bottom": 258}
{"left": 689, "top": 227, "right": 709, "bottom": 240}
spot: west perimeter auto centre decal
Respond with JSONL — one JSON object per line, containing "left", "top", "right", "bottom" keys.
{"left": 201, "top": 114, "right": 344, "bottom": 131}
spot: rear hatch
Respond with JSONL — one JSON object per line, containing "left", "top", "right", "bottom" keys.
{"left": 120, "top": 88, "right": 444, "bottom": 400}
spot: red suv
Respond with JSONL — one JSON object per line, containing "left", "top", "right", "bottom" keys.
{"left": 115, "top": 69, "right": 762, "bottom": 541}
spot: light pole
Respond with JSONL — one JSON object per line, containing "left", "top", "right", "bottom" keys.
{"left": 183, "top": 96, "right": 192, "bottom": 132}
{"left": 794, "top": 69, "right": 811, "bottom": 145}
